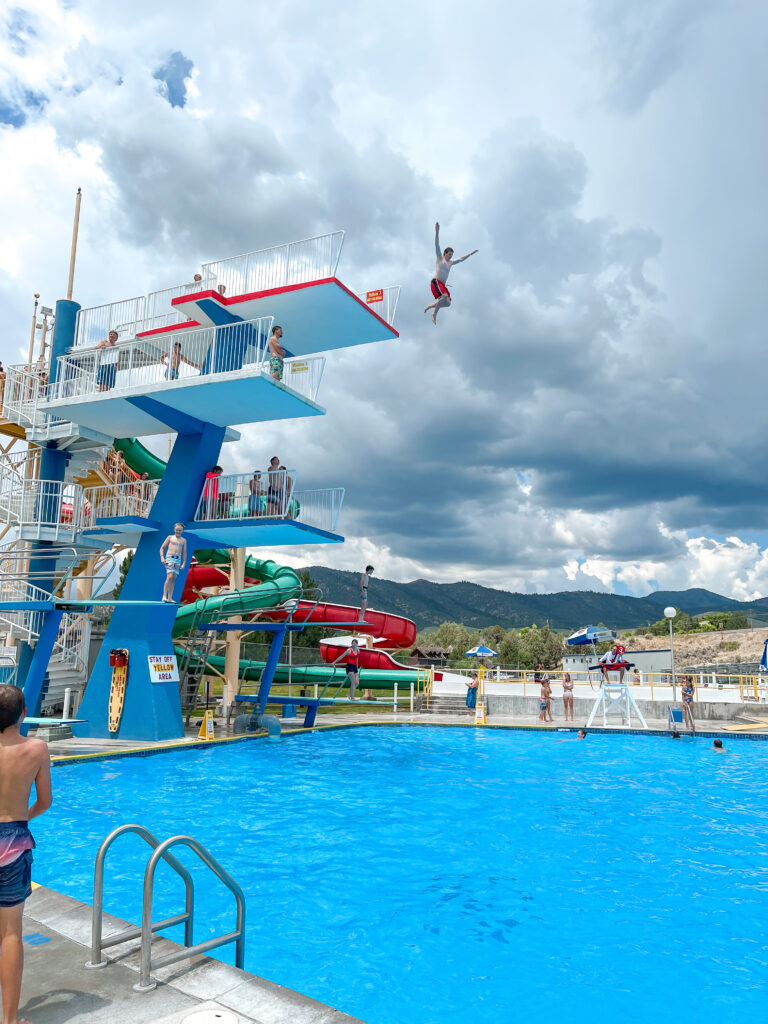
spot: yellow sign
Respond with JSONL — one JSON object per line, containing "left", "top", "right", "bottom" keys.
{"left": 197, "top": 709, "right": 215, "bottom": 741}
{"left": 474, "top": 702, "right": 487, "bottom": 726}
{"left": 290, "top": 361, "right": 309, "bottom": 373}
{"left": 366, "top": 289, "right": 383, "bottom": 304}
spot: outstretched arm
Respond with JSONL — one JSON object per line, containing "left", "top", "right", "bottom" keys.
{"left": 435, "top": 222, "right": 442, "bottom": 259}
{"left": 451, "top": 249, "right": 479, "bottom": 265}
{"left": 332, "top": 646, "right": 352, "bottom": 666}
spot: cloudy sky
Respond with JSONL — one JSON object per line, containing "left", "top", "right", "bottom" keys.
{"left": 1, "top": 0, "right": 767, "bottom": 598}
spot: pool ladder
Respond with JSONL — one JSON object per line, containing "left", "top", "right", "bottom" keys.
{"left": 86, "top": 823, "right": 246, "bottom": 991}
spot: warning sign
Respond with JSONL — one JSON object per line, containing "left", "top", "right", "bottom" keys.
{"left": 366, "top": 289, "right": 383, "bottom": 304}
{"left": 148, "top": 655, "right": 179, "bottom": 683}
{"left": 289, "top": 361, "right": 309, "bottom": 373}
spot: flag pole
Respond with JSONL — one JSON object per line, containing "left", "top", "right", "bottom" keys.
{"left": 66, "top": 187, "right": 82, "bottom": 300}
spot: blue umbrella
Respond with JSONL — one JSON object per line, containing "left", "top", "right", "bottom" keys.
{"left": 566, "top": 626, "right": 615, "bottom": 647}
{"left": 760, "top": 639, "right": 768, "bottom": 674}
{"left": 464, "top": 644, "right": 498, "bottom": 657}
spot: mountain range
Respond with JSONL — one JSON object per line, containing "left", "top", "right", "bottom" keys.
{"left": 303, "top": 568, "right": 768, "bottom": 632}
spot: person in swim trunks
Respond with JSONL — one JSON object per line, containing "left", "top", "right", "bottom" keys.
{"left": 161, "top": 341, "right": 201, "bottom": 381}
{"left": 423, "top": 222, "right": 478, "bottom": 325}
{"left": 360, "top": 565, "right": 374, "bottom": 620}
{"left": 0, "top": 683, "right": 53, "bottom": 1024}
{"left": 159, "top": 522, "right": 187, "bottom": 602}
{"left": 268, "top": 325, "right": 286, "bottom": 381}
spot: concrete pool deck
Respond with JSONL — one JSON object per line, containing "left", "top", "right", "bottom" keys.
{"left": 21, "top": 885, "right": 365, "bottom": 1024}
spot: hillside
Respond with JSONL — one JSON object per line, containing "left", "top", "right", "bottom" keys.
{"left": 303, "top": 567, "right": 764, "bottom": 631}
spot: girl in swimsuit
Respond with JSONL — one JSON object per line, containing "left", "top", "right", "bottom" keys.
{"left": 681, "top": 677, "right": 695, "bottom": 731}
{"left": 562, "top": 672, "right": 574, "bottom": 722}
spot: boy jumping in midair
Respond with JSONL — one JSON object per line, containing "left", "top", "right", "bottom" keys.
{"left": 424, "top": 221, "right": 478, "bottom": 324}
{"left": 159, "top": 522, "right": 187, "bottom": 603}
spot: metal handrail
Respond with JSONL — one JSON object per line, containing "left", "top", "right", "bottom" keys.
{"left": 88, "top": 824, "right": 194, "bottom": 969}
{"left": 136, "top": 834, "right": 245, "bottom": 991}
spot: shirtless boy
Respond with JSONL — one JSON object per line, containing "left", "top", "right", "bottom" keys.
{"left": 159, "top": 522, "right": 187, "bottom": 602}
{"left": 268, "top": 326, "right": 286, "bottom": 382}
{"left": 0, "top": 684, "right": 52, "bottom": 1024}
{"left": 161, "top": 341, "right": 201, "bottom": 380}
{"left": 424, "top": 222, "right": 478, "bottom": 324}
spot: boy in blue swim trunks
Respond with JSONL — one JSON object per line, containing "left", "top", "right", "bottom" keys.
{"left": 0, "top": 683, "right": 52, "bottom": 1024}
{"left": 159, "top": 522, "right": 187, "bottom": 603}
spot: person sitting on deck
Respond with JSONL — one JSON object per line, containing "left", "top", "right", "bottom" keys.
{"left": 161, "top": 341, "right": 201, "bottom": 381}
{"left": 599, "top": 645, "right": 628, "bottom": 685}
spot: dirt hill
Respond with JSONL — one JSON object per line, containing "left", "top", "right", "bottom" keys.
{"left": 626, "top": 627, "right": 768, "bottom": 667}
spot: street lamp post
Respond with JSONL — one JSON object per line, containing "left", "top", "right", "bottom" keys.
{"left": 665, "top": 606, "right": 677, "bottom": 701}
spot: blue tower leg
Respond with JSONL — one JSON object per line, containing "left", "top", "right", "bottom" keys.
{"left": 74, "top": 423, "right": 226, "bottom": 741}
{"left": 20, "top": 610, "right": 64, "bottom": 736}
{"left": 256, "top": 626, "right": 288, "bottom": 716}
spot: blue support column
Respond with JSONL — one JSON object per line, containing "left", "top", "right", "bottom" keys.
{"left": 256, "top": 626, "right": 288, "bottom": 714}
{"left": 20, "top": 609, "right": 64, "bottom": 736}
{"left": 74, "top": 423, "right": 226, "bottom": 741}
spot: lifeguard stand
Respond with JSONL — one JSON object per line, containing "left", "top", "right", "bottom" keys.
{"left": 586, "top": 682, "right": 648, "bottom": 729}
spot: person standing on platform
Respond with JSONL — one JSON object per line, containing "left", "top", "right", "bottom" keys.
{"left": 265, "top": 457, "right": 283, "bottom": 516}
{"left": 465, "top": 672, "right": 479, "bottom": 715}
{"left": 248, "top": 471, "right": 263, "bottom": 516}
{"left": 161, "top": 341, "right": 201, "bottom": 380}
{"left": 333, "top": 640, "right": 361, "bottom": 701}
{"left": 360, "top": 565, "right": 374, "bottom": 620}
{"left": 159, "top": 523, "right": 187, "bottom": 603}
{"left": 0, "top": 684, "right": 52, "bottom": 1024}
{"left": 95, "top": 330, "right": 119, "bottom": 391}
{"left": 0, "top": 361, "right": 5, "bottom": 409}
{"left": 423, "top": 222, "right": 478, "bottom": 325}
{"left": 202, "top": 466, "right": 223, "bottom": 518}
{"left": 268, "top": 326, "right": 285, "bottom": 381}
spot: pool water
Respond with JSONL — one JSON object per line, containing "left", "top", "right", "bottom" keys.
{"left": 36, "top": 727, "right": 768, "bottom": 1023}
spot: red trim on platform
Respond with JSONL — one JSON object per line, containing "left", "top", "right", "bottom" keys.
{"left": 171, "top": 278, "right": 399, "bottom": 338}
{"left": 137, "top": 320, "right": 200, "bottom": 339}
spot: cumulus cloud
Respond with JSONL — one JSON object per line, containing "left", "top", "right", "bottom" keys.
{"left": 1, "top": 0, "right": 767, "bottom": 601}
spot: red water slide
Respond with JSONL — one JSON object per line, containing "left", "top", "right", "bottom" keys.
{"left": 182, "top": 563, "right": 417, "bottom": 671}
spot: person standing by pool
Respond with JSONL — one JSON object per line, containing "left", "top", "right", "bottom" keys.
{"left": 0, "top": 684, "right": 52, "bottom": 1024}
{"left": 465, "top": 672, "right": 479, "bottom": 715}
{"left": 332, "top": 639, "right": 361, "bottom": 700}
{"left": 360, "top": 565, "right": 374, "bottom": 620}
{"left": 562, "top": 672, "right": 574, "bottom": 722}
{"left": 681, "top": 676, "right": 696, "bottom": 732}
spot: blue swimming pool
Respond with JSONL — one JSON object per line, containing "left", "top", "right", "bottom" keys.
{"left": 35, "top": 726, "right": 768, "bottom": 1023}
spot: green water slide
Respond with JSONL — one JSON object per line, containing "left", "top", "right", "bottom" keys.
{"left": 116, "top": 439, "right": 418, "bottom": 690}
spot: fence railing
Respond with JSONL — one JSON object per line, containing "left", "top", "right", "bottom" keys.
{"left": 0, "top": 478, "right": 87, "bottom": 539}
{"left": 288, "top": 487, "right": 345, "bottom": 534}
{"left": 83, "top": 480, "right": 159, "bottom": 526}
{"left": 194, "top": 469, "right": 297, "bottom": 522}
{"left": 0, "top": 578, "right": 89, "bottom": 675}
{"left": 200, "top": 231, "right": 345, "bottom": 299}
{"left": 2, "top": 365, "right": 46, "bottom": 428}
{"left": 359, "top": 285, "right": 400, "bottom": 327}
{"left": 278, "top": 355, "right": 325, "bottom": 403}
{"left": 75, "top": 295, "right": 148, "bottom": 348}
{"left": 49, "top": 317, "right": 274, "bottom": 403}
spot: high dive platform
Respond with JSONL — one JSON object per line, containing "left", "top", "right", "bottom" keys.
{"left": 1, "top": 230, "right": 400, "bottom": 740}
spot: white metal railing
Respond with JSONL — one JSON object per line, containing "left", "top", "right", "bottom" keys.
{"left": 194, "top": 469, "right": 297, "bottom": 521}
{"left": 359, "top": 286, "right": 400, "bottom": 327}
{"left": 49, "top": 317, "right": 274, "bottom": 403}
{"left": 0, "top": 578, "right": 89, "bottom": 676}
{"left": 192, "top": 472, "right": 343, "bottom": 534}
{"left": 83, "top": 480, "right": 159, "bottom": 526}
{"left": 1, "top": 478, "right": 87, "bottom": 539}
{"left": 278, "top": 355, "right": 325, "bottom": 403}
{"left": 75, "top": 295, "right": 148, "bottom": 347}
{"left": 201, "top": 231, "right": 345, "bottom": 299}
{"left": 131, "top": 274, "right": 219, "bottom": 335}
{"left": 2, "top": 364, "right": 46, "bottom": 428}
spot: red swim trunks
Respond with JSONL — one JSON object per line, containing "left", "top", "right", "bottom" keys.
{"left": 430, "top": 279, "right": 450, "bottom": 300}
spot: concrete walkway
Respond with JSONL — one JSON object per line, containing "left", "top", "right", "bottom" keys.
{"left": 21, "top": 886, "right": 364, "bottom": 1024}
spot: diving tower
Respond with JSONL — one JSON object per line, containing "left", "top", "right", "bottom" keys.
{"left": 1, "top": 229, "right": 399, "bottom": 740}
